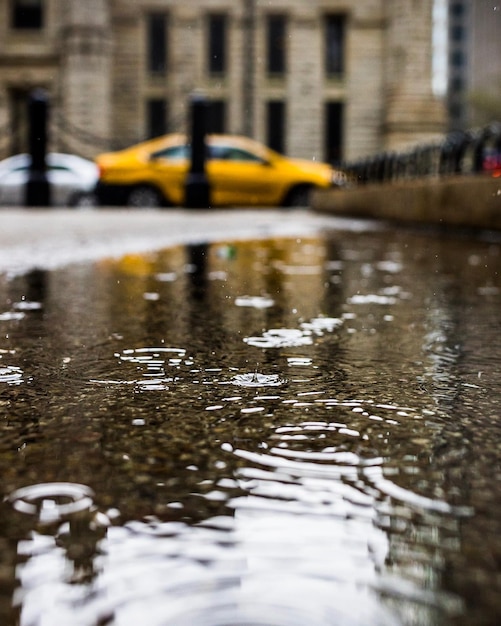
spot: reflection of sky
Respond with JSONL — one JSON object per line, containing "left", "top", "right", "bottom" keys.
{"left": 432, "top": 0, "right": 448, "bottom": 97}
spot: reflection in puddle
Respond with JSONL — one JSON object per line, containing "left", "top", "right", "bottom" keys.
{"left": 244, "top": 328, "right": 314, "bottom": 348}
{"left": 234, "top": 295, "right": 275, "bottom": 308}
{"left": 1, "top": 230, "right": 501, "bottom": 624}
{"left": 13, "top": 301, "right": 43, "bottom": 311}
{"left": 0, "top": 312, "right": 25, "bottom": 321}
{"left": 0, "top": 364, "right": 24, "bottom": 385}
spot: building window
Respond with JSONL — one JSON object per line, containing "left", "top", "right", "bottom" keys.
{"left": 266, "top": 15, "right": 287, "bottom": 75}
{"left": 325, "top": 102, "right": 343, "bottom": 164}
{"left": 325, "top": 15, "right": 345, "bottom": 76}
{"left": 11, "top": 0, "right": 43, "bottom": 29}
{"left": 449, "top": 102, "right": 463, "bottom": 123}
{"left": 208, "top": 14, "right": 227, "bottom": 74}
{"left": 450, "top": 2, "right": 465, "bottom": 18}
{"left": 450, "top": 25, "right": 464, "bottom": 42}
{"left": 146, "top": 99, "right": 168, "bottom": 138}
{"left": 449, "top": 76, "right": 464, "bottom": 93}
{"left": 266, "top": 101, "right": 285, "bottom": 153}
{"left": 147, "top": 13, "right": 168, "bottom": 75}
{"left": 8, "top": 88, "right": 30, "bottom": 154}
{"left": 450, "top": 49, "right": 464, "bottom": 68}
{"left": 209, "top": 100, "right": 226, "bottom": 133}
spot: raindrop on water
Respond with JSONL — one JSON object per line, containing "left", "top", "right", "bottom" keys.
{"left": 231, "top": 372, "right": 286, "bottom": 387}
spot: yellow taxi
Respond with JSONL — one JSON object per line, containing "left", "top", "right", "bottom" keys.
{"left": 95, "top": 134, "right": 343, "bottom": 208}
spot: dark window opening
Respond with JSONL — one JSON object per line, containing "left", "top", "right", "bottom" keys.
{"left": 449, "top": 102, "right": 464, "bottom": 122}
{"left": 450, "top": 2, "right": 465, "bottom": 19}
{"left": 450, "top": 25, "right": 464, "bottom": 42}
{"left": 325, "top": 101, "right": 343, "bottom": 164}
{"left": 449, "top": 76, "right": 464, "bottom": 93}
{"left": 450, "top": 50, "right": 464, "bottom": 68}
{"left": 266, "top": 101, "right": 285, "bottom": 153}
{"left": 8, "top": 88, "right": 30, "bottom": 154}
{"left": 147, "top": 13, "right": 168, "bottom": 74}
{"left": 209, "top": 101, "right": 226, "bottom": 134}
{"left": 208, "top": 14, "right": 227, "bottom": 74}
{"left": 11, "top": 0, "right": 43, "bottom": 29}
{"left": 267, "top": 15, "right": 286, "bottom": 75}
{"left": 147, "top": 99, "right": 168, "bottom": 139}
{"left": 325, "top": 15, "right": 345, "bottom": 76}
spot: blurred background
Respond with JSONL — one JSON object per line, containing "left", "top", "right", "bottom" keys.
{"left": 0, "top": 0, "right": 499, "bottom": 165}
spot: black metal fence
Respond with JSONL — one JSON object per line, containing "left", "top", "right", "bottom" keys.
{"left": 341, "top": 122, "right": 501, "bottom": 185}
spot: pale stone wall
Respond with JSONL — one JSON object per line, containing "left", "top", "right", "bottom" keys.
{"left": 383, "top": 0, "right": 446, "bottom": 150}
{"left": 346, "top": 13, "right": 386, "bottom": 160}
{"left": 58, "top": 0, "right": 112, "bottom": 158}
{"left": 286, "top": 11, "right": 324, "bottom": 159}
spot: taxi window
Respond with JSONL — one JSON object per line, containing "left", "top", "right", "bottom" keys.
{"left": 209, "top": 145, "right": 265, "bottom": 163}
{"left": 152, "top": 145, "right": 190, "bottom": 160}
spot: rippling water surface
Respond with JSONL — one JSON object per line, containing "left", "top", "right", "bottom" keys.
{"left": 1, "top": 224, "right": 501, "bottom": 625}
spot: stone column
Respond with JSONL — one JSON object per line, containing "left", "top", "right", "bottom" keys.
{"left": 59, "top": 0, "right": 111, "bottom": 158}
{"left": 287, "top": 10, "right": 323, "bottom": 159}
{"left": 346, "top": 11, "right": 386, "bottom": 160}
{"left": 169, "top": 9, "right": 203, "bottom": 133}
{"left": 384, "top": 0, "right": 446, "bottom": 150}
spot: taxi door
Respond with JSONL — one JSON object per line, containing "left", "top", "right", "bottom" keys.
{"left": 207, "top": 146, "right": 283, "bottom": 206}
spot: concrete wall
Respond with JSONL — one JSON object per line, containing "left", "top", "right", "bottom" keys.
{"left": 312, "top": 175, "right": 501, "bottom": 230}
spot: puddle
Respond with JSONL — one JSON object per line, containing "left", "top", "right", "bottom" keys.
{"left": 1, "top": 229, "right": 501, "bottom": 625}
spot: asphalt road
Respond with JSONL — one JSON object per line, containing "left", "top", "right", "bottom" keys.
{"left": 0, "top": 208, "right": 374, "bottom": 275}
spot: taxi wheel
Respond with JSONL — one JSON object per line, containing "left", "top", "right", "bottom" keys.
{"left": 127, "top": 185, "right": 163, "bottom": 208}
{"left": 286, "top": 185, "right": 312, "bottom": 208}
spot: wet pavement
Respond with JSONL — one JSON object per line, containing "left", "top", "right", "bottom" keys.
{"left": 0, "top": 208, "right": 369, "bottom": 275}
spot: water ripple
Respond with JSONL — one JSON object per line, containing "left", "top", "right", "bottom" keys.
{"left": 6, "top": 482, "right": 95, "bottom": 524}
{"left": 0, "top": 364, "right": 24, "bottom": 385}
{"left": 91, "top": 347, "right": 189, "bottom": 391}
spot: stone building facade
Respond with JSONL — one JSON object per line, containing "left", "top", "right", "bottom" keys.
{"left": 0, "top": 0, "right": 446, "bottom": 163}
{"left": 447, "top": 0, "right": 501, "bottom": 129}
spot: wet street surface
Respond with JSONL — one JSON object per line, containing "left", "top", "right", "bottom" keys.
{"left": 1, "top": 210, "right": 501, "bottom": 625}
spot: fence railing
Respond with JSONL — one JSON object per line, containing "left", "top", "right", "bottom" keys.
{"left": 341, "top": 122, "right": 501, "bottom": 185}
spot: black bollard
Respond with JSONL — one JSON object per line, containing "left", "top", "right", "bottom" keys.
{"left": 25, "top": 90, "right": 51, "bottom": 207}
{"left": 184, "top": 93, "right": 211, "bottom": 209}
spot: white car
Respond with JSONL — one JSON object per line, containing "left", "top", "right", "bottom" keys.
{"left": 0, "top": 153, "right": 99, "bottom": 207}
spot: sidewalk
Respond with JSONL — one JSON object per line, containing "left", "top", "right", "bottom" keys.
{"left": 0, "top": 208, "right": 362, "bottom": 275}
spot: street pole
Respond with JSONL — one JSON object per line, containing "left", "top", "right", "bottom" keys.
{"left": 184, "top": 92, "right": 211, "bottom": 209}
{"left": 25, "top": 89, "right": 51, "bottom": 207}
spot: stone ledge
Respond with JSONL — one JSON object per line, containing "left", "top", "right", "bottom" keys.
{"left": 312, "top": 175, "right": 501, "bottom": 229}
